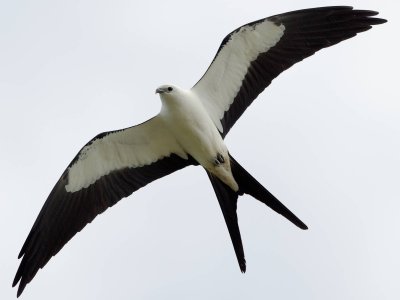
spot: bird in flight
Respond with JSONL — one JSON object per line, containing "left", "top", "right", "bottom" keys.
{"left": 13, "top": 6, "right": 385, "bottom": 297}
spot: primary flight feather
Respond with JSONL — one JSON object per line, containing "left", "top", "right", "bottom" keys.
{"left": 13, "top": 6, "right": 386, "bottom": 297}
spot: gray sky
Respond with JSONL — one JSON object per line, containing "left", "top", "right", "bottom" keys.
{"left": 1, "top": 0, "right": 398, "bottom": 299}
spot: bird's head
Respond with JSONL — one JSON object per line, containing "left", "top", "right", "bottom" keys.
{"left": 156, "top": 84, "right": 190, "bottom": 112}
{"left": 155, "top": 84, "right": 177, "bottom": 96}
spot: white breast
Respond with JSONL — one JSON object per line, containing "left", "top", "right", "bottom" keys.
{"left": 158, "top": 87, "right": 238, "bottom": 191}
{"left": 159, "top": 88, "right": 226, "bottom": 167}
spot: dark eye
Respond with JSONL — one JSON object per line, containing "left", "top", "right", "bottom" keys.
{"left": 168, "top": 87, "right": 173, "bottom": 92}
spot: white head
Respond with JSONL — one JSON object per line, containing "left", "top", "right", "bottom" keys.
{"left": 155, "top": 84, "right": 188, "bottom": 99}
{"left": 155, "top": 84, "right": 189, "bottom": 109}
{"left": 155, "top": 84, "right": 177, "bottom": 96}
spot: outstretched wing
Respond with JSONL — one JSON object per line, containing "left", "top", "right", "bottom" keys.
{"left": 192, "top": 6, "right": 386, "bottom": 137}
{"left": 13, "top": 116, "right": 196, "bottom": 297}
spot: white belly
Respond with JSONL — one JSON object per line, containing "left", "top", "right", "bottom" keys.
{"left": 159, "top": 88, "right": 238, "bottom": 191}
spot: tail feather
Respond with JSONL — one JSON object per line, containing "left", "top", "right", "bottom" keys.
{"left": 207, "top": 171, "right": 246, "bottom": 272}
{"left": 206, "top": 154, "right": 307, "bottom": 272}
{"left": 229, "top": 155, "right": 308, "bottom": 230}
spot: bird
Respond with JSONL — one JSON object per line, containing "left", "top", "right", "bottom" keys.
{"left": 13, "top": 6, "right": 386, "bottom": 297}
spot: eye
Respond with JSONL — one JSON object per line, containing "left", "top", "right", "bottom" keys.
{"left": 167, "top": 87, "right": 173, "bottom": 92}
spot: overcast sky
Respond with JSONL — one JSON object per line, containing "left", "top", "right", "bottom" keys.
{"left": 1, "top": 0, "right": 398, "bottom": 299}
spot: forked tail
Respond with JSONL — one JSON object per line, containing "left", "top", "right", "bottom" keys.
{"left": 207, "top": 154, "right": 307, "bottom": 272}
{"left": 230, "top": 155, "right": 308, "bottom": 230}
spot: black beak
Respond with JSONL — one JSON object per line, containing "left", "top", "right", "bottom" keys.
{"left": 155, "top": 88, "right": 165, "bottom": 94}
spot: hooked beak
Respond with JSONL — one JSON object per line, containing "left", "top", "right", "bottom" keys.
{"left": 155, "top": 87, "right": 166, "bottom": 94}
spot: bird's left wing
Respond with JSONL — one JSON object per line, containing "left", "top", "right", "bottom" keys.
{"left": 13, "top": 116, "right": 195, "bottom": 297}
{"left": 191, "top": 6, "right": 386, "bottom": 138}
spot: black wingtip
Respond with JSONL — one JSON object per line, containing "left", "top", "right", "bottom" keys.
{"left": 352, "top": 9, "right": 387, "bottom": 22}
{"left": 372, "top": 18, "right": 387, "bottom": 25}
{"left": 12, "top": 276, "right": 18, "bottom": 288}
{"left": 16, "top": 284, "right": 24, "bottom": 298}
{"left": 13, "top": 274, "right": 25, "bottom": 298}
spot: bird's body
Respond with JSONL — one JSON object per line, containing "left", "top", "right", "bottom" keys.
{"left": 13, "top": 6, "right": 386, "bottom": 297}
{"left": 158, "top": 85, "right": 238, "bottom": 190}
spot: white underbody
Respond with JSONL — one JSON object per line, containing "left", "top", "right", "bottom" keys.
{"left": 159, "top": 85, "right": 239, "bottom": 191}
{"left": 66, "top": 19, "right": 285, "bottom": 194}
{"left": 65, "top": 85, "right": 239, "bottom": 193}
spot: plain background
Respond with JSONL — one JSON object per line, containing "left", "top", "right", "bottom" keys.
{"left": 1, "top": 0, "right": 398, "bottom": 299}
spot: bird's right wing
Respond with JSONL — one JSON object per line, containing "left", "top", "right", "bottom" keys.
{"left": 192, "top": 7, "right": 386, "bottom": 138}
{"left": 13, "top": 116, "right": 196, "bottom": 297}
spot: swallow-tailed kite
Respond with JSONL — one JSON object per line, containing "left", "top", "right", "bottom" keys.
{"left": 13, "top": 6, "right": 386, "bottom": 297}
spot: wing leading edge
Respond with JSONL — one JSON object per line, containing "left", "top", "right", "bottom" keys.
{"left": 192, "top": 6, "right": 386, "bottom": 137}
{"left": 13, "top": 117, "right": 196, "bottom": 297}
